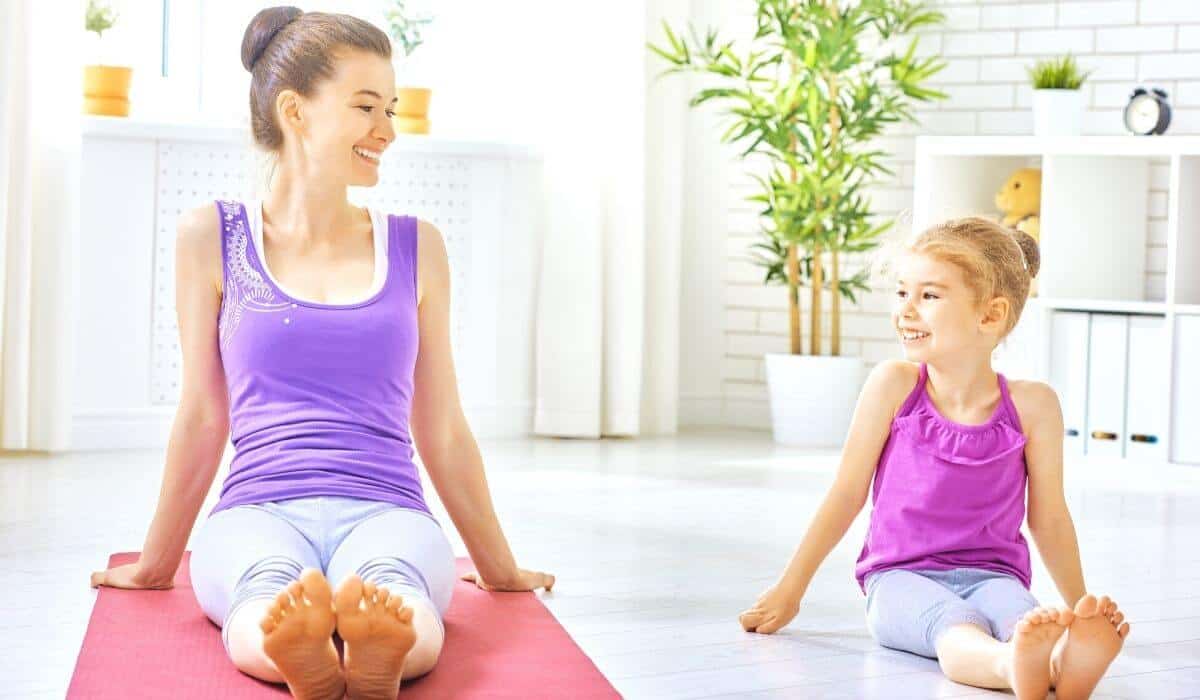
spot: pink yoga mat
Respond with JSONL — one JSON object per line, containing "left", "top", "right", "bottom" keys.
{"left": 69, "top": 552, "right": 620, "bottom": 699}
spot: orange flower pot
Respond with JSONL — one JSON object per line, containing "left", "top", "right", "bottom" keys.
{"left": 393, "top": 87, "right": 432, "bottom": 134}
{"left": 83, "top": 65, "right": 133, "bottom": 117}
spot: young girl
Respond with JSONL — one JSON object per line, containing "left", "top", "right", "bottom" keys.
{"left": 739, "top": 217, "right": 1130, "bottom": 700}
{"left": 90, "top": 8, "right": 552, "bottom": 700}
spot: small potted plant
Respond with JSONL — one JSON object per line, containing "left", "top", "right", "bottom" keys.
{"left": 383, "top": 0, "right": 434, "bottom": 134}
{"left": 1028, "top": 55, "right": 1091, "bottom": 137}
{"left": 82, "top": 0, "right": 133, "bottom": 117}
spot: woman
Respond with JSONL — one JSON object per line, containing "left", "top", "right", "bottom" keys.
{"left": 90, "top": 8, "right": 553, "bottom": 700}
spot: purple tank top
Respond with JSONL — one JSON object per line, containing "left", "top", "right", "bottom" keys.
{"left": 208, "top": 199, "right": 429, "bottom": 517}
{"left": 854, "top": 362, "right": 1031, "bottom": 591}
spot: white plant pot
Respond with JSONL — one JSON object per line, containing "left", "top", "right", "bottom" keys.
{"left": 765, "top": 353, "right": 867, "bottom": 447}
{"left": 1032, "top": 89, "right": 1084, "bottom": 137}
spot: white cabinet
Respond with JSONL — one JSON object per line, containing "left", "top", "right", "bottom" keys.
{"left": 1173, "top": 316, "right": 1200, "bottom": 465}
{"left": 1048, "top": 312, "right": 1090, "bottom": 458}
{"left": 1085, "top": 314, "right": 1129, "bottom": 458}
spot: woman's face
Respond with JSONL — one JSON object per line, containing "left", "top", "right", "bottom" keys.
{"left": 287, "top": 49, "right": 397, "bottom": 187}
{"left": 891, "top": 252, "right": 1007, "bottom": 363}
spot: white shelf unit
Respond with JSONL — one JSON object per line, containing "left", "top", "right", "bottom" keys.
{"left": 912, "top": 136, "right": 1200, "bottom": 467}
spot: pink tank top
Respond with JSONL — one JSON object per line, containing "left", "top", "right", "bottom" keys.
{"left": 854, "top": 362, "right": 1032, "bottom": 591}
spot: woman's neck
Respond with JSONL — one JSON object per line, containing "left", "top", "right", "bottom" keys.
{"left": 262, "top": 170, "right": 361, "bottom": 247}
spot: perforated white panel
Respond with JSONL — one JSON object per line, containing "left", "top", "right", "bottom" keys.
{"left": 151, "top": 143, "right": 474, "bottom": 406}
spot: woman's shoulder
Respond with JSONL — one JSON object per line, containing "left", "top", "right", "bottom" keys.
{"left": 175, "top": 202, "right": 226, "bottom": 293}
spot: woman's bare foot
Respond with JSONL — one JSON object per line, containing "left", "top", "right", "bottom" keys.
{"left": 1052, "top": 594, "right": 1131, "bottom": 700}
{"left": 260, "top": 568, "right": 345, "bottom": 700}
{"left": 1007, "top": 606, "right": 1073, "bottom": 700}
{"left": 334, "top": 574, "right": 417, "bottom": 700}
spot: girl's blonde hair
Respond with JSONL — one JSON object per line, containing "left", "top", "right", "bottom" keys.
{"left": 894, "top": 217, "right": 1041, "bottom": 338}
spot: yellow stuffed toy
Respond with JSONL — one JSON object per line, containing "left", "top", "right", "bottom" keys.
{"left": 994, "top": 167, "right": 1041, "bottom": 296}
{"left": 994, "top": 167, "right": 1041, "bottom": 243}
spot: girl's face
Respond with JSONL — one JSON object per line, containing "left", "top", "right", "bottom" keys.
{"left": 284, "top": 50, "right": 397, "bottom": 187}
{"left": 891, "top": 252, "right": 1008, "bottom": 363}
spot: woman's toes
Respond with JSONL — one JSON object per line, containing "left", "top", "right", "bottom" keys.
{"left": 385, "top": 595, "right": 402, "bottom": 613}
{"left": 1118, "top": 622, "right": 1131, "bottom": 639}
{"left": 261, "top": 615, "right": 278, "bottom": 634}
{"left": 362, "top": 581, "right": 378, "bottom": 604}
{"left": 275, "top": 588, "right": 294, "bottom": 611}
{"left": 396, "top": 605, "right": 413, "bottom": 624}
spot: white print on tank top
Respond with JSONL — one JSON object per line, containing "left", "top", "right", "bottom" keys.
{"left": 218, "top": 200, "right": 291, "bottom": 350}
{"left": 249, "top": 199, "right": 388, "bottom": 304}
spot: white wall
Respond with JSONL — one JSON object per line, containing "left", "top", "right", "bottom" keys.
{"left": 679, "top": 0, "right": 1200, "bottom": 430}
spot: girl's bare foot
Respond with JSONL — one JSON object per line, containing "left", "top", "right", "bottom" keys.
{"left": 1007, "top": 606, "right": 1073, "bottom": 700}
{"left": 334, "top": 574, "right": 417, "bottom": 700}
{"left": 260, "top": 568, "right": 345, "bottom": 700}
{"left": 1052, "top": 594, "right": 1131, "bottom": 700}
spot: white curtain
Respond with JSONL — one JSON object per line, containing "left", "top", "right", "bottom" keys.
{"left": 530, "top": 1, "right": 687, "bottom": 438}
{"left": 0, "top": 0, "right": 81, "bottom": 451}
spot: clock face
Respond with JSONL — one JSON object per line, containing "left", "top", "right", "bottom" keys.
{"left": 1126, "top": 94, "right": 1160, "bottom": 134}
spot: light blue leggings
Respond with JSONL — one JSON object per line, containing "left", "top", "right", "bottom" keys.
{"left": 865, "top": 567, "right": 1039, "bottom": 659}
{"left": 188, "top": 495, "right": 456, "bottom": 657}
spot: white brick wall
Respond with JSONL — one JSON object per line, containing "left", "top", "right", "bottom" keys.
{"left": 712, "top": 0, "right": 1200, "bottom": 430}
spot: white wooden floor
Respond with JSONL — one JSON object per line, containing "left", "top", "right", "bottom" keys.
{"left": 3, "top": 429, "right": 1199, "bottom": 699}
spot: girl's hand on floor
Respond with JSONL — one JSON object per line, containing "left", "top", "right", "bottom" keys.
{"left": 739, "top": 583, "right": 799, "bottom": 634}
{"left": 461, "top": 568, "right": 555, "bottom": 593}
{"left": 90, "top": 562, "right": 174, "bottom": 590}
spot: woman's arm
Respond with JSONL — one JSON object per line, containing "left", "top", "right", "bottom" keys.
{"left": 408, "top": 221, "right": 552, "bottom": 593}
{"left": 739, "top": 359, "right": 916, "bottom": 634}
{"left": 92, "top": 205, "right": 231, "bottom": 589}
{"left": 1014, "top": 381, "right": 1087, "bottom": 607}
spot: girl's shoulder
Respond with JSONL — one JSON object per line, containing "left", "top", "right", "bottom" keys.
{"left": 1006, "top": 378, "right": 1061, "bottom": 435}
{"left": 865, "top": 359, "right": 922, "bottom": 421}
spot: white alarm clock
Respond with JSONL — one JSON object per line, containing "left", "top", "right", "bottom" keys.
{"left": 1124, "top": 87, "right": 1171, "bottom": 135}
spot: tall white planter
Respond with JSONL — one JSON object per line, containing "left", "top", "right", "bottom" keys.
{"left": 1032, "top": 89, "right": 1084, "bottom": 137}
{"left": 765, "top": 353, "right": 866, "bottom": 447}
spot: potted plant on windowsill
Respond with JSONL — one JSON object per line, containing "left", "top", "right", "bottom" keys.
{"left": 384, "top": 0, "right": 434, "bottom": 134}
{"left": 1028, "top": 54, "right": 1091, "bottom": 137}
{"left": 650, "top": 0, "right": 946, "bottom": 446}
{"left": 82, "top": 0, "right": 132, "bottom": 117}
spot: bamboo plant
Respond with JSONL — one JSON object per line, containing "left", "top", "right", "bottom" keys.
{"left": 650, "top": 0, "right": 946, "bottom": 356}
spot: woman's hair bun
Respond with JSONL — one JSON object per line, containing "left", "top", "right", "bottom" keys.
{"left": 241, "top": 6, "right": 304, "bottom": 72}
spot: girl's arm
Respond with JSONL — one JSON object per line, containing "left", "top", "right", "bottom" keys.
{"left": 1015, "top": 381, "right": 1087, "bottom": 607}
{"left": 739, "top": 359, "right": 916, "bottom": 634}
{"left": 408, "top": 221, "right": 553, "bottom": 593}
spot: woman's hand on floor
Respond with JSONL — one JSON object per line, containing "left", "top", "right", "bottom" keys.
{"left": 739, "top": 583, "right": 800, "bottom": 634}
{"left": 461, "top": 567, "right": 555, "bottom": 593}
{"left": 90, "top": 562, "right": 174, "bottom": 590}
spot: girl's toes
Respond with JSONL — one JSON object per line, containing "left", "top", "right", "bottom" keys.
{"left": 1118, "top": 622, "right": 1130, "bottom": 639}
{"left": 261, "top": 616, "right": 277, "bottom": 634}
{"left": 396, "top": 606, "right": 413, "bottom": 623}
{"left": 385, "top": 596, "right": 402, "bottom": 612}
{"left": 376, "top": 588, "right": 390, "bottom": 604}
{"left": 362, "top": 581, "right": 378, "bottom": 602}
{"left": 287, "top": 580, "right": 303, "bottom": 600}
{"left": 1112, "top": 612, "right": 1125, "bottom": 627}
{"left": 275, "top": 589, "right": 293, "bottom": 611}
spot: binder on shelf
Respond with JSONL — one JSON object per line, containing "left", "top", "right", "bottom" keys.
{"left": 1085, "top": 314, "right": 1129, "bottom": 459}
{"left": 1172, "top": 316, "right": 1200, "bottom": 465}
{"left": 1048, "top": 312, "right": 1090, "bottom": 459}
{"left": 1124, "top": 315, "right": 1169, "bottom": 463}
